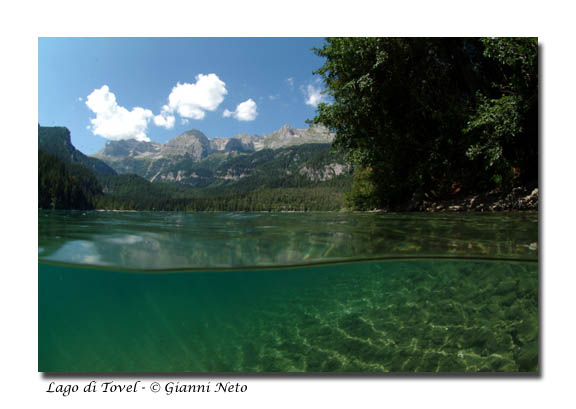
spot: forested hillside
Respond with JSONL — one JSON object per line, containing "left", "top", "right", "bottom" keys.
{"left": 152, "top": 143, "right": 349, "bottom": 188}
{"left": 38, "top": 151, "right": 103, "bottom": 210}
{"left": 38, "top": 129, "right": 352, "bottom": 211}
{"left": 38, "top": 125, "right": 117, "bottom": 175}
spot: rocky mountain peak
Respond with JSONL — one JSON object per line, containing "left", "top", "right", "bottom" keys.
{"left": 98, "top": 139, "right": 160, "bottom": 158}
{"left": 279, "top": 124, "right": 295, "bottom": 136}
{"left": 161, "top": 129, "right": 211, "bottom": 160}
{"left": 169, "top": 129, "right": 209, "bottom": 142}
{"left": 90, "top": 124, "right": 335, "bottom": 179}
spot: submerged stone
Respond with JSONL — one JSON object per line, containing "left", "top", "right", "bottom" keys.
{"left": 305, "top": 348, "right": 331, "bottom": 372}
{"left": 495, "top": 279, "right": 518, "bottom": 295}
{"left": 38, "top": 211, "right": 539, "bottom": 373}
{"left": 437, "top": 354, "right": 467, "bottom": 372}
{"left": 339, "top": 313, "right": 380, "bottom": 340}
{"left": 322, "top": 357, "right": 343, "bottom": 371}
{"left": 517, "top": 341, "right": 539, "bottom": 372}
{"left": 517, "top": 316, "right": 538, "bottom": 345}
{"left": 419, "top": 352, "right": 442, "bottom": 372}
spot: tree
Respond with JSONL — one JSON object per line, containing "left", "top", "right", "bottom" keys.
{"left": 464, "top": 38, "right": 538, "bottom": 189}
{"left": 311, "top": 37, "right": 538, "bottom": 209}
{"left": 38, "top": 151, "right": 96, "bottom": 210}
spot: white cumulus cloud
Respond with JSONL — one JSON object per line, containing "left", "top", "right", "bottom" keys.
{"left": 223, "top": 99, "right": 258, "bottom": 121}
{"left": 153, "top": 105, "right": 175, "bottom": 129}
{"left": 86, "top": 85, "right": 153, "bottom": 141}
{"left": 303, "top": 84, "right": 327, "bottom": 107}
{"left": 166, "top": 73, "right": 227, "bottom": 120}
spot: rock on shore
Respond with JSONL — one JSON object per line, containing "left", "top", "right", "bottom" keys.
{"left": 405, "top": 187, "right": 538, "bottom": 212}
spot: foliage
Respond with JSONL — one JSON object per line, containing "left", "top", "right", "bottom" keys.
{"left": 464, "top": 38, "right": 538, "bottom": 188}
{"left": 39, "top": 148, "right": 351, "bottom": 212}
{"left": 345, "top": 167, "right": 378, "bottom": 210}
{"left": 311, "top": 37, "right": 538, "bottom": 209}
{"left": 38, "top": 151, "right": 100, "bottom": 210}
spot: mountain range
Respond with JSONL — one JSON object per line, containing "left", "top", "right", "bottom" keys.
{"left": 90, "top": 124, "right": 348, "bottom": 187}
{"left": 38, "top": 124, "right": 352, "bottom": 211}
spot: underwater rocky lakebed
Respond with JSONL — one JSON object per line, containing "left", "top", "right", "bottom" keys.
{"left": 38, "top": 211, "right": 538, "bottom": 372}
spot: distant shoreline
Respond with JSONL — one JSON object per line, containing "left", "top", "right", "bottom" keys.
{"left": 42, "top": 207, "right": 538, "bottom": 214}
{"left": 39, "top": 184, "right": 539, "bottom": 214}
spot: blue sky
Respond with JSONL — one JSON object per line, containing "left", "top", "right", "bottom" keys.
{"left": 39, "top": 38, "right": 329, "bottom": 154}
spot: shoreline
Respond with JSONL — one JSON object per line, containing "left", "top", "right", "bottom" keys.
{"left": 382, "top": 186, "right": 539, "bottom": 213}
{"left": 39, "top": 186, "right": 539, "bottom": 214}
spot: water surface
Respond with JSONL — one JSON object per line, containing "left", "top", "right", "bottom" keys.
{"left": 38, "top": 211, "right": 538, "bottom": 372}
{"left": 39, "top": 211, "right": 538, "bottom": 269}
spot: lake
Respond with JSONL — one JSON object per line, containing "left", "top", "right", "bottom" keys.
{"left": 38, "top": 210, "right": 538, "bottom": 372}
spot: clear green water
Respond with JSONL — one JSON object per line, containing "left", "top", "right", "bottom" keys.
{"left": 38, "top": 211, "right": 538, "bottom": 372}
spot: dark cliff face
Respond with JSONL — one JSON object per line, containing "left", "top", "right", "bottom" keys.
{"left": 38, "top": 125, "right": 116, "bottom": 175}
